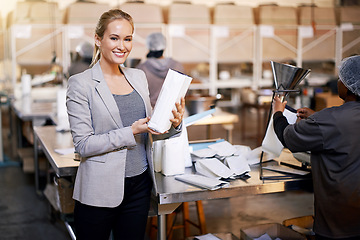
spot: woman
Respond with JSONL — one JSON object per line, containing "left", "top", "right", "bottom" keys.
{"left": 66, "top": 9, "right": 185, "bottom": 240}
{"left": 273, "top": 55, "right": 360, "bottom": 240}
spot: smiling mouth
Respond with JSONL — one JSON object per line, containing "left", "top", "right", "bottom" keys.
{"left": 113, "top": 52, "right": 125, "bottom": 57}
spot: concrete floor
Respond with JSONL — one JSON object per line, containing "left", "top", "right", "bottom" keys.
{"left": 0, "top": 105, "right": 314, "bottom": 240}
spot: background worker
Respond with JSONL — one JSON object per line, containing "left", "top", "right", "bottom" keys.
{"left": 137, "top": 32, "right": 184, "bottom": 108}
{"left": 272, "top": 55, "right": 360, "bottom": 240}
{"left": 68, "top": 41, "right": 93, "bottom": 76}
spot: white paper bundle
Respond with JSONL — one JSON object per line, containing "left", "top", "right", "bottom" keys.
{"left": 175, "top": 174, "right": 229, "bottom": 190}
{"left": 224, "top": 155, "right": 251, "bottom": 176}
{"left": 197, "top": 158, "right": 233, "bottom": 179}
{"left": 148, "top": 69, "right": 192, "bottom": 133}
{"left": 194, "top": 161, "right": 220, "bottom": 179}
{"left": 262, "top": 108, "right": 297, "bottom": 157}
{"left": 208, "top": 140, "right": 237, "bottom": 157}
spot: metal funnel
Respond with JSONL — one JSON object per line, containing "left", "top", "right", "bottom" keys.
{"left": 271, "top": 61, "right": 311, "bottom": 92}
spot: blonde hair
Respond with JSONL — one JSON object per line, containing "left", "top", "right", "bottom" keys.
{"left": 90, "top": 9, "right": 134, "bottom": 67}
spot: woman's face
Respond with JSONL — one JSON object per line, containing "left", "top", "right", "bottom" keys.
{"left": 96, "top": 19, "right": 133, "bottom": 66}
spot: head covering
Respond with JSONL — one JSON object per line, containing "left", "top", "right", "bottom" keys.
{"left": 338, "top": 55, "right": 360, "bottom": 96}
{"left": 146, "top": 32, "right": 166, "bottom": 51}
{"left": 76, "top": 42, "right": 93, "bottom": 58}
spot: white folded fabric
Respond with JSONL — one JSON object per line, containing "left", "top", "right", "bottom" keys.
{"left": 148, "top": 69, "right": 192, "bottom": 133}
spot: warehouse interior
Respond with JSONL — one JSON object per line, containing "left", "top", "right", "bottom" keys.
{"left": 0, "top": 0, "right": 360, "bottom": 239}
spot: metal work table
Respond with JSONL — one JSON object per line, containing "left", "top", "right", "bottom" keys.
{"left": 11, "top": 86, "right": 60, "bottom": 122}
{"left": 11, "top": 95, "right": 57, "bottom": 193}
{"left": 33, "top": 125, "right": 312, "bottom": 240}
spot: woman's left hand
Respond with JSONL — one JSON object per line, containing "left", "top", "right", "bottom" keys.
{"left": 170, "top": 97, "right": 185, "bottom": 128}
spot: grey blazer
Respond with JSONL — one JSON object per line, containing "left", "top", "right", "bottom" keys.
{"left": 67, "top": 62, "right": 174, "bottom": 208}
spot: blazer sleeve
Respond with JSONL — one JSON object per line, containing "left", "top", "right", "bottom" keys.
{"left": 66, "top": 73, "right": 136, "bottom": 158}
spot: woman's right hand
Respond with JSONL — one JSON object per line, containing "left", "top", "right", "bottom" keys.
{"left": 297, "top": 107, "right": 315, "bottom": 119}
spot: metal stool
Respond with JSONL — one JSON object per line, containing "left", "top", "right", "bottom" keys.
{"left": 149, "top": 200, "right": 207, "bottom": 240}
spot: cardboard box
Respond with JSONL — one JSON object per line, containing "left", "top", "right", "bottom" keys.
{"left": 283, "top": 216, "right": 315, "bottom": 240}
{"left": 55, "top": 177, "right": 75, "bottom": 214}
{"left": 299, "top": 7, "right": 336, "bottom": 26}
{"left": 240, "top": 223, "right": 306, "bottom": 240}
{"left": 213, "top": 5, "right": 254, "bottom": 25}
{"left": 168, "top": 3, "right": 210, "bottom": 24}
{"left": 18, "top": 147, "right": 47, "bottom": 173}
{"left": 340, "top": 7, "right": 360, "bottom": 24}
{"left": 64, "top": 2, "right": 110, "bottom": 25}
{"left": 315, "top": 92, "right": 343, "bottom": 111}
{"left": 258, "top": 6, "right": 297, "bottom": 26}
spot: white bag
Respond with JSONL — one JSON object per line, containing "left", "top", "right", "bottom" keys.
{"left": 148, "top": 69, "right": 192, "bottom": 133}
{"left": 262, "top": 108, "right": 297, "bottom": 157}
{"left": 153, "top": 127, "right": 192, "bottom": 176}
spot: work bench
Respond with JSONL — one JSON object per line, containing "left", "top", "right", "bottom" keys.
{"left": 33, "top": 125, "right": 312, "bottom": 240}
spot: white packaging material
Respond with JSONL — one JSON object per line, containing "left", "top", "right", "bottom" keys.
{"left": 56, "top": 88, "right": 70, "bottom": 132}
{"left": 197, "top": 158, "right": 233, "bottom": 179}
{"left": 148, "top": 69, "right": 192, "bottom": 133}
{"left": 225, "top": 155, "right": 251, "bottom": 176}
{"left": 175, "top": 174, "right": 229, "bottom": 190}
{"left": 161, "top": 136, "right": 185, "bottom": 176}
{"left": 153, "top": 126, "right": 192, "bottom": 174}
{"left": 21, "top": 74, "right": 32, "bottom": 97}
{"left": 152, "top": 140, "right": 164, "bottom": 172}
{"left": 262, "top": 108, "right": 297, "bottom": 157}
{"left": 207, "top": 140, "right": 237, "bottom": 157}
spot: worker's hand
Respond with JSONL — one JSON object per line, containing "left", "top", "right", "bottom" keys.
{"left": 297, "top": 107, "right": 315, "bottom": 120}
{"left": 170, "top": 97, "right": 185, "bottom": 129}
{"left": 273, "top": 95, "right": 287, "bottom": 113}
{"left": 131, "top": 117, "right": 163, "bottom": 135}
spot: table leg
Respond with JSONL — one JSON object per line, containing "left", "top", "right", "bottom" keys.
{"left": 33, "top": 132, "right": 41, "bottom": 194}
{"left": 222, "top": 124, "right": 234, "bottom": 143}
{"left": 157, "top": 214, "right": 166, "bottom": 240}
{"left": 0, "top": 103, "right": 3, "bottom": 162}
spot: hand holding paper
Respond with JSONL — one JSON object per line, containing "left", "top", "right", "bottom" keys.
{"left": 169, "top": 97, "right": 185, "bottom": 129}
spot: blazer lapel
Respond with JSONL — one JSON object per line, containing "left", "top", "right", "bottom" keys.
{"left": 92, "top": 62, "right": 122, "bottom": 128}
{"left": 122, "top": 66, "right": 152, "bottom": 117}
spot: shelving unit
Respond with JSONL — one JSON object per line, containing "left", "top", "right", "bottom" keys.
{"left": 7, "top": 1, "right": 64, "bottom": 90}
{"left": 5, "top": 2, "right": 360, "bottom": 105}
{"left": 62, "top": 2, "right": 110, "bottom": 72}
{"left": 338, "top": 6, "right": 360, "bottom": 66}
{"left": 212, "top": 4, "right": 255, "bottom": 105}
{"left": 255, "top": 5, "right": 299, "bottom": 89}
{"left": 166, "top": 3, "right": 213, "bottom": 94}
{"left": 121, "top": 3, "right": 166, "bottom": 60}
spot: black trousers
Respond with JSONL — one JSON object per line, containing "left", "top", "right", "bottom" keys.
{"left": 74, "top": 169, "right": 153, "bottom": 240}
{"left": 316, "top": 235, "right": 360, "bottom": 240}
